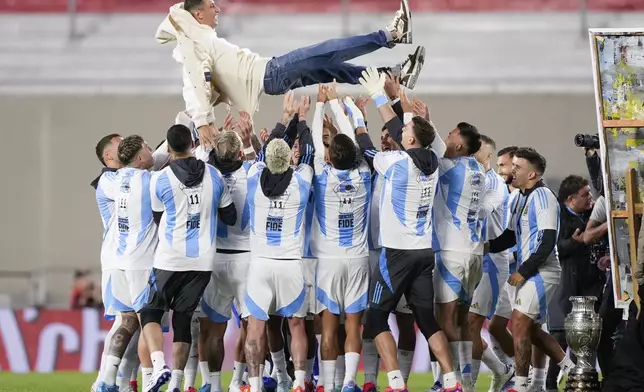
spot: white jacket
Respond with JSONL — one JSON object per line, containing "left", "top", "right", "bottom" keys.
{"left": 156, "top": 3, "right": 269, "bottom": 127}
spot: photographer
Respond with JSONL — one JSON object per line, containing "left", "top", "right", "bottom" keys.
{"left": 575, "top": 133, "right": 603, "bottom": 196}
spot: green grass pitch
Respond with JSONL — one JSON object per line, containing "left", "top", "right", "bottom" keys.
{"left": 0, "top": 372, "right": 494, "bottom": 392}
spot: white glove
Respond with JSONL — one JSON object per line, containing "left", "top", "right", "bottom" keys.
{"left": 343, "top": 97, "right": 366, "bottom": 129}
{"left": 359, "top": 67, "right": 387, "bottom": 98}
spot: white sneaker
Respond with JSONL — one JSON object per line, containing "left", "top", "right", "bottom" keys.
{"left": 527, "top": 386, "right": 546, "bottom": 392}
{"left": 488, "top": 364, "right": 515, "bottom": 392}
{"left": 144, "top": 366, "right": 171, "bottom": 392}
{"left": 386, "top": 0, "right": 412, "bottom": 44}
{"left": 396, "top": 45, "right": 425, "bottom": 90}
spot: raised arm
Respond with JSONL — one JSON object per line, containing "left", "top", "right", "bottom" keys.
{"left": 325, "top": 81, "right": 355, "bottom": 140}
{"left": 312, "top": 86, "right": 327, "bottom": 165}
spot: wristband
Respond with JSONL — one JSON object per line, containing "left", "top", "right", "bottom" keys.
{"left": 373, "top": 93, "right": 389, "bottom": 108}
{"left": 356, "top": 118, "right": 366, "bottom": 128}
{"left": 243, "top": 146, "right": 255, "bottom": 155}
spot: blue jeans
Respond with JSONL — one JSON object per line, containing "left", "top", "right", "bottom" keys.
{"left": 263, "top": 31, "right": 391, "bottom": 95}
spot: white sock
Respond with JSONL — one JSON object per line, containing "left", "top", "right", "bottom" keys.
{"left": 430, "top": 361, "right": 442, "bottom": 385}
{"left": 142, "top": 367, "right": 153, "bottom": 388}
{"left": 514, "top": 376, "right": 530, "bottom": 392}
{"left": 306, "top": 358, "right": 315, "bottom": 382}
{"left": 322, "top": 360, "right": 336, "bottom": 391}
{"left": 398, "top": 350, "right": 414, "bottom": 383}
{"left": 97, "top": 316, "right": 121, "bottom": 386}
{"left": 558, "top": 356, "right": 575, "bottom": 376}
{"left": 168, "top": 369, "right": 184, "bottom": 391}
{"left": 471, "top": 359, "right": 481, "bottom": 384}
{"left": 344, "top": 352, "right": 360, "bottom": 385}
{"left": 263, "top": 360, "right": 271, "bottom": 378}
{"left": 449, "top": 342, "right": 461, "bottom": 379}
{"left": 184, "top": 363, "right": 198, "bottom": 390}
{"left": 131, "top": 364, "right": 139, "bottom": 382}
{"left": 102, "top": 355, "right": 121, "bottom": 386}
{"left": 362, "top": 339, "right": 379, "bottom": 386}
{"left": 258, "top": 364, "right": 265, "bottom": 387}
{"left": 210, "top": 371, "right": 222, "bottom": 392}
{"left": 482, "top": 345, "right": 507, "bottom": 375}
{"left": 199, "top": 361, "right": 210, "bottom": 387}
{"left": 293, "top": 370, "right": 306, "bottom": 389}
{"left": 489, "top": 334, "right": 510, "bottom": 365}
{"left": 335, "top": 355, "right": 345, "bottom": 387}
{"left": 443, "top": 371, "right": 460, "bottom": 389}
{"left": 243, "top": 369, "right": 249, "bottom": 384}
{"left": 118, "top": 329, "right": 140, "bottom": 390}
{"left": 387, "top": 370, "right": 405, "bottom": 389}
{"left": 271, "top": 350, "right": 288, "bottom": 383}
{"left": 531, "top": 367, "right": 546, "bottom": 389}
{"left": 458, "top": 341, "right": 473, "bottom": 385}
{"left": 231, "top": 361, "right": 246, "bottom": 387}
{"left": 249, "top": 376, "right": 260, "bottom": 392}
{"left": 150, "top": 351, "right": 166, "bottom": 372}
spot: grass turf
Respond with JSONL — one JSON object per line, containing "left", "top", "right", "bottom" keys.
{"left": 0, "top": 372, "right": 494, "bottom": 392}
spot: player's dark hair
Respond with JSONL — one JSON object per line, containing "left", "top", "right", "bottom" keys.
{"left": 480, "top": 134, "right": 496, "bottom": 150}
{"left": 515, "top": 147, "right": 547, "bottom": 176}
{"left": 558, "top": 175, "right": 589, "bottom": 202}
{"left": 184, "top": 0, "right": 204, "bottom": 13}
{"left": 411, "top": 116, "right": 436, "bottom": 148}
{"left": 167, "top": 124, "right": 193, "bottom": 154}
{"left": 497, "top": 146, "right": 518, "bottom": 158}
{"left": 95, "top": 133, "right": 121, "bottom": 166}
{"left": 117, "top": 135, "right": 145, "bottom": 167}
{"left": 329, "top": 134, "right": 358, "bottom": 170}
{"left": 457, "top": 122, "right": 482, "bottom": 155}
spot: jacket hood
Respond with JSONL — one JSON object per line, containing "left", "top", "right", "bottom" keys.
{"left": 170, "top": 157, "right": 205, "bottom": 187}
{"left": 406, "top": 148, "right": 439, "bottom": 176}
{"left": 208, "top": 150, "right": 243, "bottom": 174}
{"left": 260, "top": 167, "right": 293, "bottom": 198}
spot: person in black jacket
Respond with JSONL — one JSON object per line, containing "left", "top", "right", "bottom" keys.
{"left": 546, "top": 175, "right": 599, "bottom": 391}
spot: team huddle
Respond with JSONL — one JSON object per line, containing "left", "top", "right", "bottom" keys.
{"left": 90, "top": 1, "right": 577, "bottom": 392}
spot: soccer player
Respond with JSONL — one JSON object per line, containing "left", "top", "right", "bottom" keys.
{"left": 308, "top": 84, "right": 371, "bottom": 392}
{"left": 487, "top": 148, "right": 575, "bottom": 392}
{"left": 244, "top": 107, "right": 315, "bottom": 392}
{"left": 359, "top": 93, "right": 422, "bottom": 392}
{"left": 155, "top": 0, "right": 425, "bottom": 140}
{"left": 430, "top": 120, "right": 485, "bottom": 390}
{"left": 95, "top": 135, "right": 158, "bottom": 392}
{"left": 198, "top": 115, "right": 255, "bottom": 392}
{"left": 466, "top": 136, "right": 514, "bottom": 389}
{"left": 356, "top": 68, "right": 461, "bottom": 392}
{"left": 139, "top": 124, "right": 237, "bottom": 392}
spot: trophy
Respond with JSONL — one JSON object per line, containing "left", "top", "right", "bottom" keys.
{"left": 564, "top": 296, "right": 602, "bottom": 392}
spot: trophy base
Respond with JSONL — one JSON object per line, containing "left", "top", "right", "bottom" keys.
{"left": 564, "top": 368, "right": 602, "bottom": 392}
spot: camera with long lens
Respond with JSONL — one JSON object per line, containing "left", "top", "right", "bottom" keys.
{"left": 574, "top": 133, "right": 600, "bottom": 149}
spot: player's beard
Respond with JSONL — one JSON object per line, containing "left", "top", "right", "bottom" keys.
{"left": 504, "top": 174, "right": 514, "bottom": 185}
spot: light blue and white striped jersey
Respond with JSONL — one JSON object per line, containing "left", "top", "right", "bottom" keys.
{"left": 247, "top": 162, "right": 314, "bottom": 259}
{"left": 481, "top": 170, "right": 510, "bottom": 242}
{"left": 151, "top": 164, "right": 233, "bottom": 271}
{"left": 432, "top": 156, "right": 486, "bottom": 254}
{"left": 106, "top": 168, "right": 158, "bottom": 270}
{"left": 96, "top": 171, "right": 119, "bottom": 271}
{"left": 368, "top": 173, "right": 384, "bottom": 250}
{"left": 216, "top": 161, "right": 253, "bottom": 251}
{"left": 310, "top": 160, "right": 371, "bottom": 258}
{"left": 508, "top": 186, "right": 561, "bottom": 282}
{"left": 374, "top": 151, "right": 439, "bottom": 250}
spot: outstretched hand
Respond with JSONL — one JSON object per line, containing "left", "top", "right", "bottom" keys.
{"left": 359, "top": 67, "right": 386, "bottom": 98}
{"left": 282, "top": 90, "right": 297, "bottom": 123}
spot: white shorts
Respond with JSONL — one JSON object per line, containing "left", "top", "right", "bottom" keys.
{"left": 103, "top": 269, "right": 151, "bottom": 313}
{"left": 101, "top": 269, "right": 117, "bottom": 319}
{"left": 470, "top": 254, "right": 510, "bottom": 318}
{"left": 494, "top": 282, "right": 513, "bottom": 320}
{"left": 200, "top": 252, "right": 250, "bottom": 322}
{"left": 507, "top": 274, "right": 557, "bottom": 324}
{"left": 434, "top": 250, "right": 483, "bottom": 304}
{"left": 316, "top": 256, "right": 370, "bottom": 315}
{"left": 368, "top": 250, "right": 411, "bottom": 314}
{"left": 246, "top": 257, "right": 308, "bottom": 320}
{"left": 302, "top": 258, "right": 318, "bottom": 315}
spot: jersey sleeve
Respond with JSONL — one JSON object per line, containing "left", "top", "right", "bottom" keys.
{"left": 217, "top": 176, "right": 234, "bottom": 208}
{"left": 481, "top": 177, "right": 507, "bottom": 218}
{"left": 535, "top": 189, "right": 559, "bottom": 231}
{"left": 150, "top": 172, "right": 165, "bottom": 212}
{"left": 373, "top": 151, "right": 406, "bottom": 176}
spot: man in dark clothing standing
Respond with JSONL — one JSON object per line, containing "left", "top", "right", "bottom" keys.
{"left": 546, "top": 175, "right": 601, "bottom": 391}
